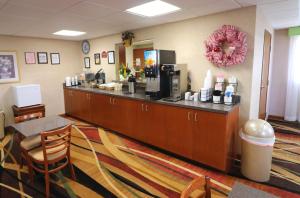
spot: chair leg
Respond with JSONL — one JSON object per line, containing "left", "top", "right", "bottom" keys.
{"left": 68, "top": 158, "right": 76, "bottom": 180}
{"left": 45, "top": 171, "right": 50, "bottom": 198}
{"left": 205, "top": 176, "right": 211, "bottom": 198}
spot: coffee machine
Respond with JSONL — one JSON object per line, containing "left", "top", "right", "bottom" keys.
{"left": 144, "top": 50, "right": 176, "bottom": 99}
{"left": 160, "top": 64, "right": 188, "bottom": 102}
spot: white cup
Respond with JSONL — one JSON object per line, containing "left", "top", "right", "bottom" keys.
{"left": 194, "top": 93, "right": 199, "bottom": 102}
{"left": 185, "top": 92, "right": 191, "bottom": 100}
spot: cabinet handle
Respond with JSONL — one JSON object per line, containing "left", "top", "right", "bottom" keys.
{"left": 194, "top": 113, "right": 198, "bottom": 122}
{"left": 188, "top": 112, "right": 191, "bottom": 121}
{"left": 145, "top": 105, "right": 148, "bottom": 112}
{"left": 113, "top": 98, "right": 116, "bottom": 104}
{"left": 141, "top": 104, "right": 144, "bottom": 111}
{"left": 109, "top": 97, "right": 112, "bottom": 104}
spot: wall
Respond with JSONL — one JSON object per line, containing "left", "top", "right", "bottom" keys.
{"left": 249, "top": 7, "right": 274, "bottom": 119}
{"left": 268, "top": 29, "right": 289, "bottom": 117}
{"left": 81, "top": 6, "right": 257, "bottom": 126}
{"left": 0, "top": 35, "right": 81, "bottom": 125}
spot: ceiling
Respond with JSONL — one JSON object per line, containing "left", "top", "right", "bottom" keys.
{"left": 0, "top": 0, "right": 298, "bottom": 40}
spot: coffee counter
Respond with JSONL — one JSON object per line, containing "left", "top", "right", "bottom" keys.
{"left": 65, "top": 86, "right": 238, "bottom": 114}
{"left": 64, "top": 86, "right": 239, "bottom": 172}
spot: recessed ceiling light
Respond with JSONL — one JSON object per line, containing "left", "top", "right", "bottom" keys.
{"left": 126, "top": 0, "right": 181, "bottom": 17}
{"left": 53, "top": 30, "right": 86, "bottom": 37}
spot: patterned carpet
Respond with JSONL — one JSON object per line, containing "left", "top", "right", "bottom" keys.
{"left": 0, "top": 118, "right": 300, "bottom": 197}
{"left": 269, "top": 119, "right": 300, "bottom": 135}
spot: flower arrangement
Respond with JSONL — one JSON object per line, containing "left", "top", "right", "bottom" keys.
{"left": 205, "top": 25, "right": 247, "bottom": 67}
{"left": 122, "top": 31, "right": 135, "bottom": 47}
{"left": 119, "top": 63, "right": 131, "bottom": 80}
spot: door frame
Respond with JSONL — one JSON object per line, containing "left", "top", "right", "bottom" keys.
{"left": 259, "top": 30, "right": 272, "bottom": 120}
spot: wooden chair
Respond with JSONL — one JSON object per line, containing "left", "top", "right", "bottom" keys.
{"left": 181, "top": 176, "right": 211, "bottom": 198}
{"left": 26, "top": 124, "right": 76, "bottom": 198}
{"left": 17, "top": 112, "right": 43, "bottom": 170}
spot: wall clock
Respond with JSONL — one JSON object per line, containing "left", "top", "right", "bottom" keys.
{"left": 82, "top": 40, "right": 90, "bottom": 54}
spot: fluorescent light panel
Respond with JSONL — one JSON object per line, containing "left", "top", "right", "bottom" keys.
{"left": 53, "top": 30, "right": 86, "bottom": 36}
{"left": 126, "top": 0, "right": 181, "bottom": 17}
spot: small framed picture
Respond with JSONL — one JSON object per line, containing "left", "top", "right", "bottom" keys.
{"left": 50, "top": 53, "right": 60, "bottom": 65}
{"left": 107, "top": 51, "right": 115, "bottom": 64}
{"left": 24, "top": 52, "right": 36, "bottom": 64}
{"left": 94, "top": 53, "right": 101, "bottom": 65}
{"left": 37, "top": 52, "right": 48, "bottom": 64}
{"left": 84, "top": 57, "right": 90, "bottom": 68}
{"left": 0, "top": 51, "right": 20, "bottom": 83}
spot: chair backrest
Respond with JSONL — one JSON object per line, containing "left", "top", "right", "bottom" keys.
{"left": 180, "top": 176, "right": 211, "bottom": 198}
{"left": 15, "top": 112, "right": 43, "bottom": 123}
{"left": 40, "top": 124, "right": 72, "bottom": 163}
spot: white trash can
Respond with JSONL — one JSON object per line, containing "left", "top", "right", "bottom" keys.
{"left": 240, "top": 119, "right": 275, "bottom": 182}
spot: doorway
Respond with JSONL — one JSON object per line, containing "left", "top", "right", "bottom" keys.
{"left": 259, "top": 30, "right": 272, "bottom": 120}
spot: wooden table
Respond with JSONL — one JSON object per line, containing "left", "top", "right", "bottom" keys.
{"left": 11, "top": 115, "right": 74, "bottom": 137}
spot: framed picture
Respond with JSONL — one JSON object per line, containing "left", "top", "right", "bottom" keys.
{"left": 50, "top": 53, "right": 60, "bottom": 65}
{"left": 24, "top": 52, "right": 36, "bottom": 64}
{"left": 107, "top": 51, "right": 115, "bottom": 64}
{"left": 84, "top": 57, "right": 90, "bottom": 68}
{"left": 37, "top": 52, "right": 48, "bottom": 64}
{"left": 0, "top": 52, "right": 19, "bottom": 83}
{"left": 101, "top": 51, "right": 107, "bottom": 58}
{"left": 94, "top": 53, "right": 101, "bottom": 65}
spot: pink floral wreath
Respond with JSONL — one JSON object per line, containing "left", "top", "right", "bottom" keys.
{"left": 205, "top": 25, "right": 247, "bottom": 67}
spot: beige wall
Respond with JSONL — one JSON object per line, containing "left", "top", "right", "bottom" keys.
{"left": 0, "top": 36, "right": 82, "bottom": 125}
{"left": 268, "top": 29, "right": 289, "bottom": 117}
{"left": 81, "top": 6, "right": 257, "bottom": 125}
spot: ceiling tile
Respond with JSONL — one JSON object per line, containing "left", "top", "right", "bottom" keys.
{"left": 0, "top": 14, "right": 40, "bottom": 35}
{"left": 236, "top": 0, "right": 284, "bottom": 6}
{"left": 87, "top": 0, "right": 152, "bottom": 10}
{"left": 0, "top": 2, "right": 52, "bottom": 19}
{"left": 66, "top": 1, "right": 119, "bottom": 19}
{"left": 7, "top": 0, "right": 83, "bottom": 13}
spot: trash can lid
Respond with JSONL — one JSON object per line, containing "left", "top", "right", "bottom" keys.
{"left": 240, "top": 119, "right": 275, "bottom": 146}
{"left": 243, "top": 119, "right": 274, "bottom": 138}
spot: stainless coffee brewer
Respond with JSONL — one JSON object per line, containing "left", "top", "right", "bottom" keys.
{"left": 160, "top": 64, "right": 188, "bottom": 102}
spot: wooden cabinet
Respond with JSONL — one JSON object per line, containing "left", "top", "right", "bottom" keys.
{"left": 64, "top": 89, "right": 73, "bottom": 115}
{"left": 64, "top": 89, "right": 92, "bottom": 122}
{"left": 90, "top": 93, "right": 137, "bottom": 136}
{"left": 63, "top": 87, "right": 239, "bottom": 172}
{"left": 193, "top": 110, "right": 227, "bottom": 170}
{"left": 164, "top": 107, "right": 194, "bottom": 158}
{"left": 135, "top": 101, "right": 166, "bottom": 148}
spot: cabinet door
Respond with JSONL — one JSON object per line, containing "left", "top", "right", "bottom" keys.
{"left": 111, "top": 97, "right": 137, "bottom": 137}
{"left": 63, "top": 89, "right": 72, "bottom": 115}
{"left": 136, "top": 102, "right": 167, "bottom": 149}
{"left": 193, "top": 110, "right": 227, "bottom": 170}
{"left": 79, "top": 92, "right": 92, "bottom": 122}
{"left": 165, "top": 107, "right": 194, "bottom": 158}
{"left": 90, "top": 93, "right": 106, "bottom": 126}
{"left": 70, "top": 90, "right": 89, "bottom": 121}
{"left": 99, "top": 95, "right": 114, "bottom": 130}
